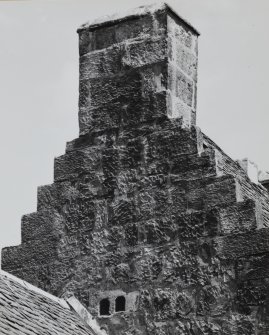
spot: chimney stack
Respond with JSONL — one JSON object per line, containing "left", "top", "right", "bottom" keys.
{"left": 77, "top": 3, "right": 199, "bottom": 135}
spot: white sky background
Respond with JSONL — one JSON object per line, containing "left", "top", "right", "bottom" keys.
{"left": 0, "top": 0, "right": 269, "bottom": 251}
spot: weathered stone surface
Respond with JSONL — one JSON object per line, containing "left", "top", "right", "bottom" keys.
{"left": 2, "top": 238, "right": 58, "bottom": 269}
{"left": 2, "top": 3, "right": 269, "bottom": 335}
{"left": 218, "top": 199, "right": 257, "bottom": 235}
{"left": 215, "top": 228, "right": 269, "bottom": 259}
{"left": 170, "top": 148, "right": 217, "bottom": 178}
{"left": 169, "top": 175, "right": 239, "bottom": 211}
{"left": 21, "top": 210, "right": 63, "bottom": 242}
{"left": 168, "top": 37, "right": 198, "bottom": 80}
{"left": 80, "top": 37, "right": 168, "bottom": 82}
{"left": 79, "top": 45, "right": 123, "bottom": 80}
{"left": 122, "top": 37, "right": 168, "bottom": 69}
{"left": 78, "top": 14, "right": 156, "bottom": 55}
{"left": 54, "top": 147, "right": 102, "bottom": 182}
{"left": 77, "top": 5, "right": 198, "bottom": 136}
{"left": 237, "top": 253, "right": 269, "bottom": 281}
{"left": 145, "top": 128, "right": 199, "bottom": 167}
{"left": 167, "top": 12, "right": 198, "bottom": 54}
{"left": 168, "top": 63, "right": 194, "bottom": 107}
{"left": 78, "top": 78, "right": 168, "bottom": 135}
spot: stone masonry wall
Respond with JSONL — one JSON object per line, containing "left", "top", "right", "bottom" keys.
{"left": 78, "top": 3, "right": 198, "bottom": 135}
{"left": 2, "top": 3, "right": 269, "bottom": 335}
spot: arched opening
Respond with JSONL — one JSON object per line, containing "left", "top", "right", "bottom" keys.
{"left": 99, "top": 298, "right": 110, "bottom": 316}
{"left": 115, "top": 296, "right": 126, "bottom": 312}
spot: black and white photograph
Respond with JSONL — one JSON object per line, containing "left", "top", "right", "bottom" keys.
{"left": 0, "top": 0, "right": 269, "bottom": 334}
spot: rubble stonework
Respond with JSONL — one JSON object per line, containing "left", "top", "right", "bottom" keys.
{"left": 2, "top": 3, "right": 269, "bottom": 334}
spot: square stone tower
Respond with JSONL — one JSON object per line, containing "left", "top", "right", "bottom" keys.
{"left": 2, "top": 3, "right": 269, "bottom": 335}
{"left": 77, "top": 3, "right": 199, "bottom": 134}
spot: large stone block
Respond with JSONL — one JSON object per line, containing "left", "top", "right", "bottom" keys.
{"left": 167, "top": 12, "right": 198, "bottom": 55}
{"left": 168, "top": 63, "right": 194, "bottom": 107}
{"left": 141, "top": 218, "right": 177, "bottom": 245}
{"left": 236, "top": 279, "right": 269, "bottom": 312}
{"left": 81, "top": 70, "right": 142, "bottom": 109}
{"left": 108, "top": 198, "right": 136, "bottom": 226}
{"left": 21, "top": 210, "right": 64, "bottom": 243}
{"left": 168, "top": 37, "right": 197, "bottom": 80}
{"left": 80, "top": 37, "right": 168, "bottom": 81}
{"left": 237, "top": 253, "right": 269, "bottom": 281}
{"left": 115, "top": 169, "right": 139, "bottom": 196}
{"left": 62, "top": 197, "right": 96, "bottom": 233}
{"left": 215, "top": 228, "right": 269, "bottom": 259}
{"left": 170, "top": 148, "right": 217, "bottom": 179}
{"left": 160, "top": 243, "right": 199, "bottom": 285}
{"left": 139, "top": 287, "right": 196, "bottom": 321}
{"left": 79, "top": 44, "right": 123, "bottom": 80}
{"left": 37, "top": 182, "right": 71, "bottom": 211}
{"left": 135, "top": 187, "right": 171, "bottom": 221}
{"left": 80, "top": 93, "right": 168, "bottom": 136}
{"left": 124, "top": 222, "right": 139, "bottom": 247}
{"left": 145, "top": 128, "right": 199, "bottom": 169}
{"left": 170, "top": 175, "right": 238, "bottom": 211}
{"left": 119, "top": 138, "right": 144, "bottom": 170}
{"left": 196, "top": 281, "right": 233, "bottom": 317}
{"left": 1, "top": 238, "right": 58, "bottom": 269}
{"left": 78, "top": 14, "right": 157, "bottom": 55}
{"left": 54, "top": 147, "right": 102, "bottom": 182}
{"left": 176, "top": 208, "right": 219, "bottom": 239}
{"left": 218, "top": 199, "right": 257, "bottom": 235}
{"left": 122, "top": 37, "right": 167, "bottom": 69}
{"left": 79, "top": 104, "right": 120, "bottom": 135}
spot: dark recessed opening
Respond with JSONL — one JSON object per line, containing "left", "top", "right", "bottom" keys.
{"left": 115, "top": 295, "right": 126, "bottom": 312}
{"left": 100, "top": 298, "right": 110, "bottom": 316}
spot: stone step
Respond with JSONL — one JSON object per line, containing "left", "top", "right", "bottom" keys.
{"left": 54, "top": 127, "right": 201, "bottom": 183}
{"left": 21, "top": 197, "right": 258, "bottom": 253}
{"left": 214, "top": 227, "right": 269, "bottom": 260}
{"left": 1, "top": 238, "right": 58, "bottom": 272}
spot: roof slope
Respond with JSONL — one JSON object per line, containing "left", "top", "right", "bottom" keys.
{"left": 0, "top": 270, "right": 96, "bottom": 335}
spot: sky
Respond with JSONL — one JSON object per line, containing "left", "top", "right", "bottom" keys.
{"left": 0, "top": 0, "right": 269, "bottom": 252}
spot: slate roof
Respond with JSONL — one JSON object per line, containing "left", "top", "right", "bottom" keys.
{"left": 0, "top": 270, "right": 96, "bottom": 335}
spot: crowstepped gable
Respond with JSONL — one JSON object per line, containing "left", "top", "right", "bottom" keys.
{"left": 2, "top": 3, "right": 269, "bottom": 334}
